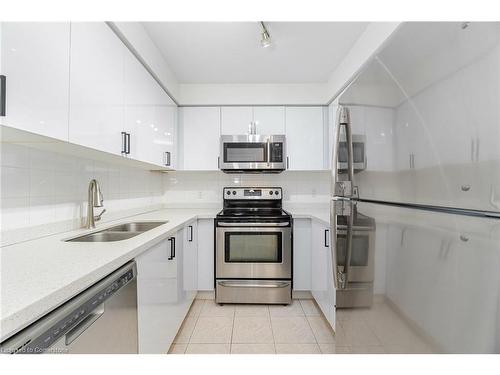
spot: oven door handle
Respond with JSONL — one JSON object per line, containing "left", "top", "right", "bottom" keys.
{"left": 218, "top": 281, "right": 290, "bottom": 288}
{"left": 217, "top": 222, "right": 290, "bottom": 227}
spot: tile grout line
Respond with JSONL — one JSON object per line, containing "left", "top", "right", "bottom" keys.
{"left": 266, "top": 305, "right": 277, "bottom": 354}
{"left": 300, "top": 299, "right": 323, "bottom": 353}
{"left": 229, "top": 308, "right": 235, "bottom": 354}
{"left": 185, "top": 299, "right": 205, "bottom": 353}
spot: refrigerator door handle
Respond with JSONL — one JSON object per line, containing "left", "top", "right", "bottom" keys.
{"left": 331, "top": 106, "right": 354, "bottom": 198}
{"left": 330, "top": 199, "right": 339, "bottom": 289}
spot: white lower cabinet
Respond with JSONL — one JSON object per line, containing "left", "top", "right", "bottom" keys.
{"left": 183, "top": 220, "right": 198, "bottom": 301}
{"left": 293, "top": 218, "right": 312, "bottom": 290}
{"left": 197, "top": 218, "right": 215, "bottom": 291}
{"left": 311, "top": 220, "right": 336, "bottom": 329}
{"left": 136, "top": 224, "right": 197, "bottom": 354}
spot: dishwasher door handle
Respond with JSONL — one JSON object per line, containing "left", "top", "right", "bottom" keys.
{"left": 65, "top": 303, "right": 105, "bottom": 346}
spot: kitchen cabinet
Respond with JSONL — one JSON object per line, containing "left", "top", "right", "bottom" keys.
{"left": 220, "top": 106, "right": 285, "bottom": 135}
{"left": 197, "top": 218, "right": 215, "bottom": 290}
{"left": 285, "top": 106, "right": 325, "bottom": 170}
{"left": 183, "top": 220, "right": 198, "bottom": 301}
{"left": 68, "top": 22, "right": 125, "bottom": 156}
{"left": 124, "top": 47, "right": 177, "bottom": 168}
{"left": 179, "top": 107, "right": 221, "bottom": 170}
{"left": 220, "top": 106, "right": 253, "bottom": 135}
{"left": 136, "top": 229, "right": 193, "bottom": 353}
{"left": 311, "top": 220, "right": 336, "bottom": 329}
{"left": 0, "top": 22, "right": 71, "bottom": 140}
{"left": 293, "top": 218, "right": 312, "bottom": 290}
{"left": 253, "top": 106, "right": 285, "bottom": 134}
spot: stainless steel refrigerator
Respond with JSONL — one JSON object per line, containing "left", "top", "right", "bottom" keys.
{"left": 329, "top": 22, "right": 500, "bottom": 353}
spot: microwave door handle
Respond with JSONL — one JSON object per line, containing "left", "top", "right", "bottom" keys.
{"left": 267, "top": 139, "right": 271, "bottom": 167}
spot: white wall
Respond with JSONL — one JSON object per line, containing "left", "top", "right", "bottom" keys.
{"left": 109, "top": 22, "right": 180, "bottom": 102}
{"left": 162, "top": 170, "right": 330, "bottom": 209}
{"left": 325, "top": 22, "right": 401, "bottom": 103}
{"left": 178, "top": 83, "right": 327, "bottom": 106}
{"left": 1, "top": 143, "right": 164, "bottom": 246}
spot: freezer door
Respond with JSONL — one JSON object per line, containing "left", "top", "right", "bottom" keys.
{"left": 337, "top": 22, "right": 500, "bottom": 214}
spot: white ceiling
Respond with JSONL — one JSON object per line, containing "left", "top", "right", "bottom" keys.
{"left": 142, "top": 22, "right": 368, "bottom": 84}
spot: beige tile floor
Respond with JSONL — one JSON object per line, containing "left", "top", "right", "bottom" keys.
{"left": 168, "top": 298, "right": 435, "bottom": 354}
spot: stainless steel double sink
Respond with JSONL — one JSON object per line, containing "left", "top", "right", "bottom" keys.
{"left": 65, "top": 221, "right": 168, "bottom": 242}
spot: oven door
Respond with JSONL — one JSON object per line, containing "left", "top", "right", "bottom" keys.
{"left": 219, "top": 135, "right": 286, "bottom": 171}
{"left": 336, "top": 228, "right": 375, "bottom": 283}
{"left": 216, "top": 225, "right": 292, "bottom": 279}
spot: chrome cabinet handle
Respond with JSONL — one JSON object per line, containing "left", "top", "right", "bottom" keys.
{"left": 188, "top": 225, "right": 193, "bottom": 242}
{"left": 286, "top": 156, "right": 289, "bottom": 169}
{"left": 0, "top": 75, "right": 6, "bottom": 116}
{"left": 168, "top": 237, "right": 176, "bottom": 260}
{"left": 164, "top": 151, "right": 171, "bottom": 166}
{"left": 121, "top": 132, "right": 127, "bottom": 155}
{"left": 324, "top": 229, "right": 329, "bottom": 248}
{"left": 121, "top": 132, "right": 131, "bottom": 155}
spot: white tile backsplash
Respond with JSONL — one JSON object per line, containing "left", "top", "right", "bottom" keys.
{"left": 1, "top": 143, "right": 165, "bottom": 245}
{"left": 162, "top": 170, "right": 330, "bottom": 208}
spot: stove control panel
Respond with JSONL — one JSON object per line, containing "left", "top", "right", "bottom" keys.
{"left": 223, "top": 187, "right": 282, "bottom": 200}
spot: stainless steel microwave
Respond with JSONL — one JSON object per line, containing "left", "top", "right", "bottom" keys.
{"left": 219, "top": 135, "right": 286, "bottom": 173}
{"left": 338, "top": 134, "right": 366, "bottom": 173}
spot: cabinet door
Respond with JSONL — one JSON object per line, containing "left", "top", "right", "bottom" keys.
{"left": 69, "top": 22, "right": 125, "bottom": 155}
{"left": 253, "top": 106, "right": 285, "bottom": 134}
{"left": 1, "top": 22, "right": 70, "bottom": 140}
{"left": 136, "top": 237, "right": 179, "bottom": 353}
{"left": 197, "top": 218, "right": 215, "bottom": 290}
{"left": 311, "top": 221, "right": 335, "bottom": 329}
{"left": 285, "top": 106, "right": 325, "bottom": 170}
{"left": 293, "top": 218, "right": 312, "bottom": 290}
{"left": 220, "top": 106, "right": 253, "bottom": 135}
{"left": 183, "top": 221, "right": 198, "bottom": 303}
{"left": 179, "top": 107, "right": 220, "bottom": 170}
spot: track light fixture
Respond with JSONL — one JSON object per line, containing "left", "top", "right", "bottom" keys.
{"left": 260, "top": 21, "right": 272, "bottom": 48}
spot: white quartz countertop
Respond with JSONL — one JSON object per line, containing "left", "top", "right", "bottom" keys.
{"left": 0, "top": 206, "right": 331, "bottom": 342}
{"left": 0, "top": 208, "right": 219, "bottom": 342}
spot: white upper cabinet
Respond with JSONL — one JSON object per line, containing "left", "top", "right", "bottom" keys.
{"left": 220, "top": 106, "right": 285, "bottom": 135}
{"left": 0, "top": 22, "right": 70, "bottom": 140}
{"left": 179, "top": 106, "right": 221, "bottom": 170}
{"left": 220, "top": 106, "right": 253, "bottom": 135}
{"left": 124, "top": 47, "right": 177, "bottom": 168}
{"left": 253, "top": 106, "right": 285, "bottom": 134}
{"left": 285, "top": 106, "right": 325, "bottom": 170}
{"left": 68, "top": 22, "right": 125, "bottom": 155}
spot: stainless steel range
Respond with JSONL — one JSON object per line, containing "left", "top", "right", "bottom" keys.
{"left": 215, "top": 187, "right": 293, "bottom": 305}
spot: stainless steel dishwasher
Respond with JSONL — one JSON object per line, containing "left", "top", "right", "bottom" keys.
{"left": 0, "top": 262, "right": 138, "bottom": 354}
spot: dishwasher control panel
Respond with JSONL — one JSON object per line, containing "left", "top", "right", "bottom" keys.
{"left": 1, "top": 263, "right": 136, "bottom": 354}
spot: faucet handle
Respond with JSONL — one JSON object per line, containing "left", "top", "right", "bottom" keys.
{"left": 94, "top": 209, "right": 106, "bottom": 221}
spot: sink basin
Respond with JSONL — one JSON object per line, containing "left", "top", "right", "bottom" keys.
{"left": 66, "top": 221, "right": 168, "bottom": 242}
{"left": 104, "top": 221, "right": 168, "bottom": 232}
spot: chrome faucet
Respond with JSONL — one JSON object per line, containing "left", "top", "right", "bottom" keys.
{"left": 86, "top": 179, "right": 106, "bottom": 229}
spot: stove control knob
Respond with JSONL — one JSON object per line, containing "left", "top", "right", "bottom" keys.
{"left": 269, "top": 191, "right": 273, "bottom": 195}
{"left": 232, "top": 191, "right": 236, "bottom": 195}
{"left": 226, "top": 191, "right": 231, "bottom": 195}
{"left": 275, "top": 191, "right": 279, "bottom": 195}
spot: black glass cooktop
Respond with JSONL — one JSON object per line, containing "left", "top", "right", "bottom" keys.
{"left": 216, "top": 207, "right": 291, "bottom": 219}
